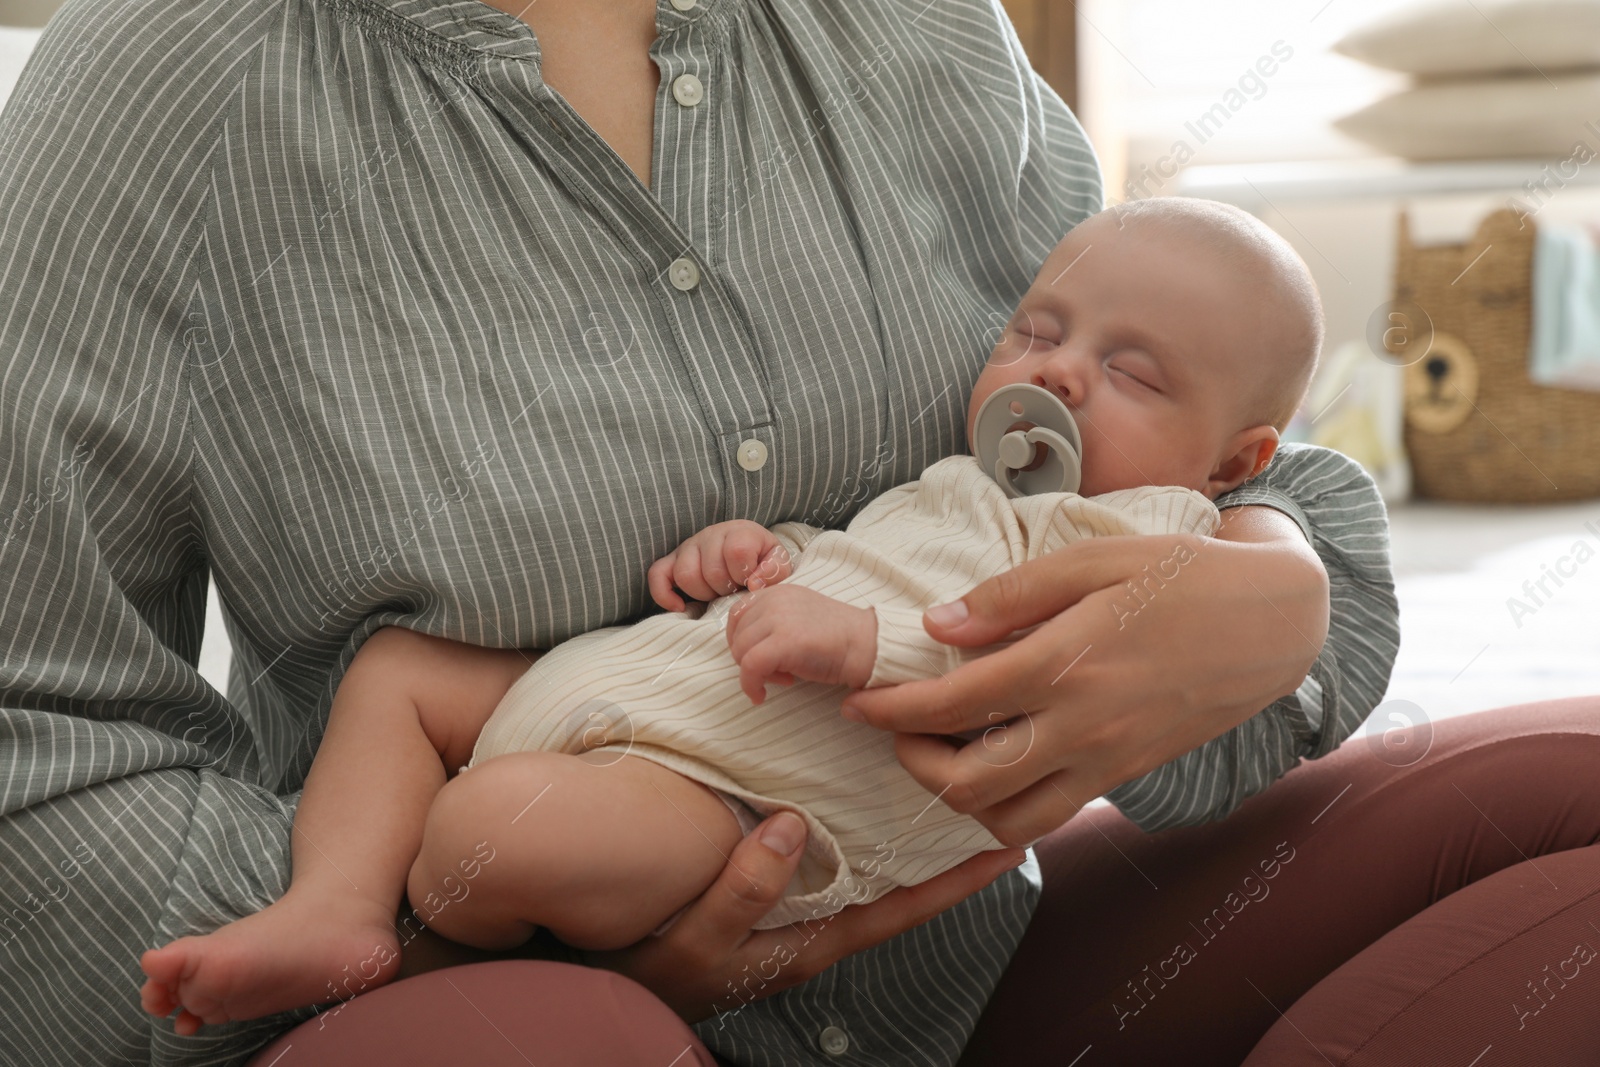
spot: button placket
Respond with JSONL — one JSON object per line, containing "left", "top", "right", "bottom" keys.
{"left": 649, "top": 16, "right": 774, "bottom": 511}
{"left": 649, "top": 25, "right": 726, "bottom": 259}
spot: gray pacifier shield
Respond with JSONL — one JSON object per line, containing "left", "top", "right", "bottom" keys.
{"left": 972, "top": 383, "right": 1083, "bottom": 497}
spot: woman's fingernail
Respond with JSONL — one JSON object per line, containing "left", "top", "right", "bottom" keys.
{"left": 926, "top": 600, "right": 968, "bottom": 627}
{"left": 759, "top": 812, "right": 806, "bottom": 857}
{"left": 841, "top": 704, "right": 865, "bottom": 723}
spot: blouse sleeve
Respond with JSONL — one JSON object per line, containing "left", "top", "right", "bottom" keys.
{"left": 0, "top": 5, "right": 361, "bottom": 1051}
{"left": 0, "top": 0, "right": 273, "bottom": 800}
{"left": 1104, "top": 443, "right": 1402, "bottom": 832}
{"left": 1010, "top": 19, "right": 1107, "bottom": 245}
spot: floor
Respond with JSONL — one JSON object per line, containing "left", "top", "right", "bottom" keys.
{"left": 1384, "top": 498, "right": 1600, "bottom": 721}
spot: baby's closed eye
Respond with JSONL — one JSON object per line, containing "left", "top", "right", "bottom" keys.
{"left": 1110, "top": 361, "right": 1160, "bottom": 392}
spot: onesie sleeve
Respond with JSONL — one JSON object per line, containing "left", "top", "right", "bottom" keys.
{"left": 769, "top": 520, "right": 827, "bottom": 573}
{"left": 866, "top": 605, "right": 1019, "bottom": 688}
{"left": 1104, "top": 443, "right": 1400, "bottom": 832}
{"left": 1071, "top": 486, "right": 1221, "bottom": 542}
{"left": 868, "top": 487, "right": 1216, "bottom": 687}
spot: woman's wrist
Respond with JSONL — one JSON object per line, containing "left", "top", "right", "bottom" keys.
{"left": 1212, "top": 504, "right": 1330, "bottom": 662}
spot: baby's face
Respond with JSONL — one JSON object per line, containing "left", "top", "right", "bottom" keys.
{"left": 968, "top": 211, "right": 1270, "bottom": 497}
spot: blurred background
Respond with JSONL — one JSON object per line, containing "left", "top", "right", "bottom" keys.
{"left": 4, "top": 0, "right": 1598, "bottom": 727}
{"left": 998, "top": 0, "right": 1600, "bottom": 726}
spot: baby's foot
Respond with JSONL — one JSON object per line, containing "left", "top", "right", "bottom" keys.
{"left": 139, "top": 889, "right": 402, "bottom": 1034}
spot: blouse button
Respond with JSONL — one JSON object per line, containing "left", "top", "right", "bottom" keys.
{"left": 818, "top": 1025, "right": 850, "bottom": 1056}
{"left": 672, "top": 73, "right": 705, "bottom": 108}
{"left": 668, "top": 257, "right": 701, "bottom": 291}
{"left": 736, "top": 439, "right": 768, "bottom": 472}
{"left": 670, "top": 0, "right": 697, "bottom": 9}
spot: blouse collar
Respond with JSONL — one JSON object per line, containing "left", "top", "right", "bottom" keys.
{"left": 353, "top": 0, "right": 739, "bottom": 71}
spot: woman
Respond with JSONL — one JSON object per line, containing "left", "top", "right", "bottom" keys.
{"left": 1, "top": 0, "right": 1595, "bottom": 1064}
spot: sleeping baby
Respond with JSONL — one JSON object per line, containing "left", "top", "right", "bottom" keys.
{"left": 139, "top": 196, "right": 1324, "bottom": 1032}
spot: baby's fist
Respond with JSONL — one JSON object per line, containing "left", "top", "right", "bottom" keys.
{"left": 648, "top": 521, "right": 793, "bottom": 612}
{"left": 724, "top": 586, "right": 877, "bottom": 704}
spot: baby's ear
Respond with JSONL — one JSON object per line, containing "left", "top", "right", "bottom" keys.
{"left": 1204, "top": 426, "right": 1279, "bottom": 498}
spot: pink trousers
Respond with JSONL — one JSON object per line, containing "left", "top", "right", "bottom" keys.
{"left": 248, "top": 697, "right": 1600, "bottom": 1066}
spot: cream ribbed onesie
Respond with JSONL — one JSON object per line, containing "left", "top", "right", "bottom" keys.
{"left": 468, "top": 454, "right": 1220, "bottom": 928}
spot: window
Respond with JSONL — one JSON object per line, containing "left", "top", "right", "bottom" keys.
{"left": 1084, "top": 0, "right": 1412, "bottom": 200}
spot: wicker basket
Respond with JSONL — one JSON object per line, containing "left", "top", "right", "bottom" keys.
{"left": 1394, "top": 207, "right": 1600, "bottom": 503}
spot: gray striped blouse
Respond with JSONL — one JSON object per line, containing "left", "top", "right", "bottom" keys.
{"left": 0, "top": 0, "right": 1399, "bottom": 1062}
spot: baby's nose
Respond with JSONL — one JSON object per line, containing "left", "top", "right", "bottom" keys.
{"left": 1034, "top": 359, "right": 1086, "bottom": 405}
{"left": 1044, "top": 341, "right": 1105, "bottom": 401}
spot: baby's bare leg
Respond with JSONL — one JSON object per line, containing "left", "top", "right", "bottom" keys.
{"left": 138, "top": 627, "right": 535, "bottom": 1032}
{"left": 409, "top": 749, "right": 746, "bottom": 952}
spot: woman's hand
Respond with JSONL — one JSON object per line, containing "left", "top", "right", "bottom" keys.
{"left": 838, "top": 506, "right": 1330, "bottom": 848}
{"left": 648, "top": 520, "right": 794, "bottom": 612}
{"left": 582, "top": 811, "right": 1025, "bottom": 1023}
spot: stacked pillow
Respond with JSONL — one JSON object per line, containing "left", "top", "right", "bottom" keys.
{"left": 1332, "top": 0, "right": 1600, "bottom": 160}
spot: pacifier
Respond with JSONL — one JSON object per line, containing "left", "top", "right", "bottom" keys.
{"left": 972, "top": 383, "right": 1083, "bottom": 497}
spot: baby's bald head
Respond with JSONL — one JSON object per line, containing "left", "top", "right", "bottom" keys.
{"left": 1100, "top": 197, "right": 1323, "bottom": 432}
{"left": 972, "top": 195, "right": 1325, "bottom": 497}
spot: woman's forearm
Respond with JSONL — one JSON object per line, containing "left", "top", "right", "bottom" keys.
{"left": 1211, "top": 503, "right": 1330, "bottom": 685}
{"left": 1209, "top": 444, "right": 1402, "bottom": 759}
{"left": 1101, "top": 528, "right": 1329, "bottom": 830}
{"left": 1106, "top": 453, "right": 1398, "bottom": 832}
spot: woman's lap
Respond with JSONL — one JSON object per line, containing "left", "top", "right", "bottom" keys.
{"left": 0, "top": 766, "right": 312, "bottom": 1066}
{"left": 1243, "top": 841, "right": 1600, "bottom": 1064}
{"left": 240, "top": 697, "right": 1600, "bottom": 1066}
{"left": 960, "top": 695, "right": 1600, "bottom": 1066}
{"left": 244, "top": 960, "right": 717, "bottom": 1066}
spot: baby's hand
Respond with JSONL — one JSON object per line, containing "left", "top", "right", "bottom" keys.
{"left": 648, "top": 520, "right": 794, "bottom": 612}
{"left": 724, "top": 585, "right": 877, "bottom": 704}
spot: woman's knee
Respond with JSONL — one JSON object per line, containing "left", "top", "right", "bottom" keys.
{"left": 1241, "top": 843, "right": 1600, "bottom": 1066}
{"left": 1, "top": 769, "right": 306, "bottom": 1063}
{"left": 244, "top": 960, "right": 719, "bottom": 1066}
{"left": 1331, "top": 703, "right": 1600, "bottom": 865}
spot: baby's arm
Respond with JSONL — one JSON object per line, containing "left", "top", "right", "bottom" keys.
{"left": 724, "top": 585, "right": 878, "bottom": 703}
{"left": 724, "top": 586, "right": 1014, "bottom": 705}
{"left": 851, "top": 603, "right": 1021, "bottom": 687}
